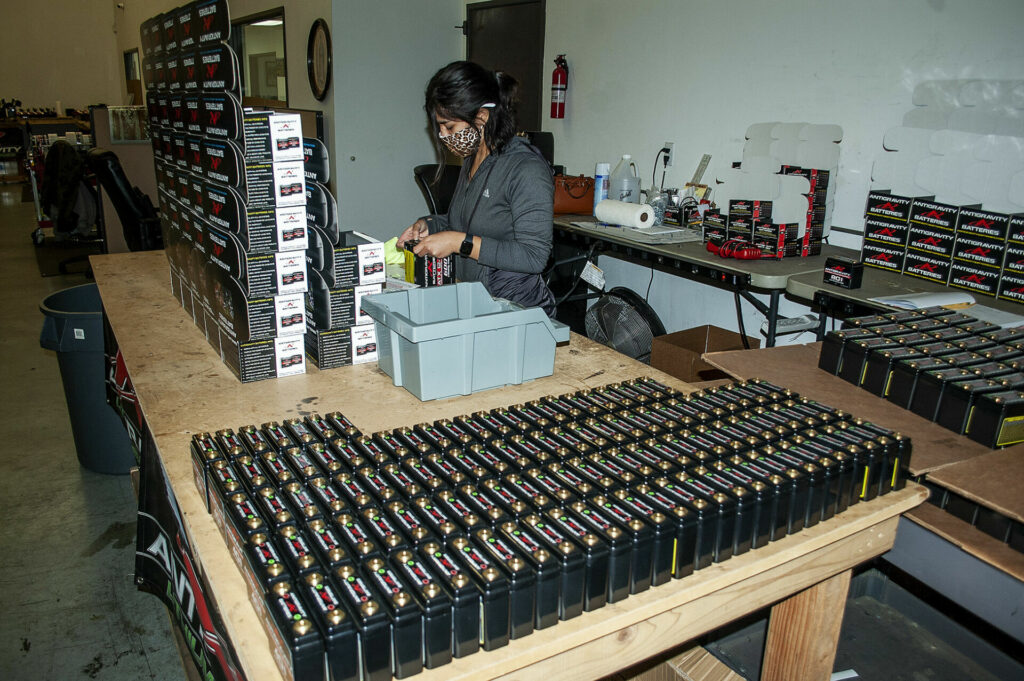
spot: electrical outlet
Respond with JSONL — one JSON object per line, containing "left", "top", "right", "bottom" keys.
{"left": 663, "top": 142, "right": 674, "bottom": 169}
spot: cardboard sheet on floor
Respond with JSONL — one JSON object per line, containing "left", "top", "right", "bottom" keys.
{"left": 702, "top": 343, "right": 991, "bottom": 475}
{"left": 906, "top": 503, "right": 1024, "bottom": 581}
{"left": 927, "top": 447, "right": 1024, "bottom": 523}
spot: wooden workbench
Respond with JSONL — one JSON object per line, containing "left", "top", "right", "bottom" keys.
{"left": 94, "top": 251, "right": 926, "bottom": 681}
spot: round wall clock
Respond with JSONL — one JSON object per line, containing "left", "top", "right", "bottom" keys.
{"left": 307, "top": 18, "right": 332, "bottom": 101}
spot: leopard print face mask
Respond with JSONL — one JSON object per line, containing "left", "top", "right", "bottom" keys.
{"left": 439, "top": 125, "right": 481, "bottom": 157}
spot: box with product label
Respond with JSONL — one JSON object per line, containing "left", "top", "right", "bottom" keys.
{"left": 909, "top": 198, "right": 973, "bottom": 232}
{"left": 998, "top": 272, "right": 1024, "bottom": 304}
{"left": 306, "top": 229, "right": 385, "bottom": 288}
{"left": 206, "top": 223, "right": 308, "bottom": 298}
{"left": 752, "top": 221, "right": 801, "bottom": 259}
{"left": 949, "top": 261, "right": 999, "bottom": 297}
{"left": 305, "top": 268, "right": 382, "bottom": 330}
{"left": 305, "top": 181, "right": 339, "bottom": 244}
{"left": 861, "top": 240, "right": 906, "bottom": 272}
{"left": 234, "top": 204, "right": 308, "bottom": 254}
{"left": 906, "top": 225, "right": 956, "bottom": 259}
{"left": 210, "top": 274, "right": 307, "bottom": 343}
{"left": 864, "top": 189, "right": 919, "bottom": 223}
{"left": 902, "top": 250, "right": 952, "bottom": 285}
{"left": 304, "top": 323, "right": 378, "bottom": 370}
{"left": 1002, "top": 243, "right": 1024, "bottom": 276}
{"left": 1008, "top": 215, "right": 1024, "bottom": 246}
{"left": 725, "top": 214, "right": 753, "bottom": 241}
{"left": 863, "top": 216, "right": 909, "bottom": 247}
{"left": 952, "top": 232, "right": 1006, "bottom": 271}
{"left": 217, "top": 329, "right": 307, "bottom": 383}
{"left": 728, "top": 199, "right": 773, "bottom": 222}
{"left": 955, "top": 207, "right": 1015, "bottom": 241}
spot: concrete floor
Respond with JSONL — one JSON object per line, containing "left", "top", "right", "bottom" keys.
{"left": 0, "top": 184, "right": 187, "bottom": 680}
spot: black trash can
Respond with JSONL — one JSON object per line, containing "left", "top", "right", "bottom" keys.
{"left": 40, "top": 283, "right": 136, "bottom": 475}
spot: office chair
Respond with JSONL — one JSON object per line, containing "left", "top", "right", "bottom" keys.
{"left": 86, "top": 148, "right": 163, "bottom": 252}
{"left": 413, "top": 164, "right": 461, "bottom": 216}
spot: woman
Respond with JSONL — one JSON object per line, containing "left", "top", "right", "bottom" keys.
{"left": 397, "top": 61, "right": 556, "bottom": 315}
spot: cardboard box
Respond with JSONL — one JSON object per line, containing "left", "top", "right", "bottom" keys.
{"left": 305, "top": 324, "right": 378, "bottom": 370}
{"left": 909, "top": 198, "right": 970, "bottom": 231}
{"left": 906, "top": 225, "right": 956, "bottom": 259}
{"left": 902, "top": 250, "right": 951, "bottom": 285}
{"left": 997, "top": 272, "right": 1024, "bottom": 304}
{"left": 952, "top": 233, "right": 1005, "bottom": 270}
{"left": 949, "top": 261, "right": 999, "bottom": 297}
{"left": 864, "top": 189, "right": 918, "bottom": 223}
{"left": 863, "top": 216, "right": 909, "bottom": 246}
{"left": 651, "top": 325, "right": 760, "bottom": 383}
{"left": 861, "top": 240, "right": 905, "bottom": 272}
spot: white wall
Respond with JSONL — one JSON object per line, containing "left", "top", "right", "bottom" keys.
{"left": 0, "top": 1, "right": 122, "bottom": 110}
{"left": 330, "top": 0, "right": 464, "bottom": 241}
{"left": 542, "top": 0, "right": 1024, "bottom": 343}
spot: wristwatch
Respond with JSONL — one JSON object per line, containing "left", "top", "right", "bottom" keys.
{"left": 459, "top": 235, "right": 474, "bottom": 257}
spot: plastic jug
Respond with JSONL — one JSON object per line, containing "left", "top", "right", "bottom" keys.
{"left": 609, "top": 155, "right": 640, "bottom": 203}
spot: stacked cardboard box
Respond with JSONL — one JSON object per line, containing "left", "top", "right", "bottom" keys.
{"left": 143, "top": 0, "right": 312, "bottom": 382}
{"left": 861, "top": 189, "right": 1024, "bottom": 302}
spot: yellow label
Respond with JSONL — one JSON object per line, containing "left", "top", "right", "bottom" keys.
{"left": 670, "top": 538, "right": 677, "bottom": 577}
{"left": 860, "top": 467, "right": 870, "bottom": 499}
{"left": 891, "top": 458, "right": 899, "bottom": 489}
{"left": 859, "top": 363, "right": 868, "bottom": 386}
{"left": 884, "top": 371, "right": 893, "bottom": 396}
{"left": 964, "top": 406, "right": 975, "bottom": 434}
{"left": 996, "top": 415, "right": 1024, "bottom": 447}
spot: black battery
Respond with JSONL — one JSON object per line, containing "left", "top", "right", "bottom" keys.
{"left": 502, "top": 472, "right": 555, "bottom": 511}
{"left": 911, "top": 367, "right": 981, "bottom": 421}
{"left": 482, "top": 476, "right": 540, "bottom": 518}
{"left": 489, "top": 404, "right": 539, "bottom": 432}
{"left": 657, "top": 397, "right": 715, "bottom": 425}
{"left": 356, "top": 466, "right": 401, "bottom": 506}
{"left": 411, "top": 495, "right": 464, "bottom": 541}
{"left": 326, "top": 411, "right": 362, "bottom": 439}
{"left": 731, "top": 457, "right": 793, "bottom": 541}
{"left": 333, "top": 563, "right": 392, "bottom": 681}
{"left": 791, "top": 437, "right": 855, "bottom": 517}
{"left": 263, "top": 421, "right": 298, "bottom": 451}
{"left": 546, "top": 460, "right": 598, "bottom": 498}
{"left": 540, "top": 394, "right": 585, "bottom": 421}
{"left": 767, "top": 450, "right": 827, "bottom": 528}
{"left": 504, "top": 432, "right": 555, "bottom": 467}
{"left": 711, "top": 458, "right": 776, "bottom": 549}
{"left": 955, "top": 321, "right": 1001, "bottom": 336}
{"left": 239, "top": 424, "right": 272, "bottom": 457}
{"left": 492, "top": 521, "right": 558, "bottom": 629}
{"left": 283, "top": 417, "right": 318, "bottom": 448}
{"left": 818, "top": 328, "right": 878, "bottom": 374}
{"left": 296, "top": 571, "right": 359, "bottom": 681}
{"left": 383, "top": 500, "right": 433, "bottom": 546}
{"left": 333, "top": 470, "right": 376, "bottom": 511}
{"left": 260, "top": 581, "right": 326, "bottom": 681}
{"left": 445, "top": 534, "right": 511, "bottom": 650}
{"left": 361, "top": 506, "right": 411, "bottom": 554}
{"left": 418, "top": 540, "right": 481, "bottom": 658}
{"left": 966, "top": 389, "right": 1024, "bottom": 448}
{"left": 639, "top": 437, "right": 702, "bottom": 471}
{"left": 976, "top": 345, "right": 1024, "bottom": 364}
{"left": 937, "top": 375, "right": 1024, "bottom": 435}
{"left": 689, "top": 466, "right": 758, "bottom": 555}
{"left": 470, "top": 528, "right": 536, "bottom": 639}
{"left": 515, "top": 515, "right": 586, "bottom": 621}
{"left": 526, "top": 429, "right": 572, "bottom": 459}
{"left": 259, "top": 450, "right": 297, "bottom": 487}
{"left": 281, "top": 480, "right": 324, "bottom": 524}
{"left": 215, "top": 429, "right": 247, "bottom": 459}
{"left": 380, "top": 462, "right": 426, "bottom": 500}
{"left": 629, "top": 404, "right": 683, "bottom": 433}
{"left": 371, "top": 430, "right": 409, "bottom": 459}
{"left": 434, "top": 488, "right": 488, "bottom": 534}
{"left": 206, "top": 459, "right": 242, "bottom": 509}
{"left": 486, "top": 439, "right": 535, "bottom": 471}
{"left": 306, "top": 414, "right": 342, "bottom": 442}
{"left": 328, "top": 439, "right": 370, "bottom": 471}
{"left": 308, "top": 477, "right": 349, "bottom": 519}
{"left": 352, "top": 435, "right": 393, "bottom": 468}
{"left": 389, "top": 548, "right": 452, "bottom": 670}
{"left": 928, "top": 327, "right": 974, "bottom": 343}
{"left": 474, "top": 411, "right": 521, "bottom": 441}
{"left": 454, "top": 413, "right": 503, "bottom": 442}
{"left": 221, "top": 491, "right": 269, "bottom": 539}
{"left": 458, "top": 483, "right": 512, "bottom": 527}
{"left": 306, "top": 518, "right": 350, "bottom": 569}
{"left": 509, "top": 403, "right": 553, "bottom": 430}
{"left": 940, "top": 350, "right": 988, "bottom": 369}
{"left": 412, "top": 422, "right": 455, "bottom": 451}
{"left": 886, "top": 356, "right": 953, "bottom": 409}
{"left": 256, "top": 486, "right": 296, "bottom": 528}
{"left": 526, "top": 467, "right": 582, "bottom": 506}
{"left": 399, "top": 456, "right": 446, "bottom": 493}
{"left": 587, "top": 450, "right": 643, "bottom": 487}
{"left": 243, "top": 530, "right": 292, "bottom": 589}
{"left": 629, "top": 481, "right": 702, "bottom": 576}
{"left": 982, "top": 328, "right": 1024, "bottom": 344}
{"left": 588, "top": 494, "right": 655, "bottom": 594}
{"left": 546, "top": 425, "right": 596, "bottom": 454}
{"left": 659, "top": 473, "right": 733, "bottom": 565}
{"left": 461, "top": 444, "right": 510, "bottom": 478}
{"left": 392, "top": 425, "right": 438, "bottom": 457}
{"left": 823, "top": 255, "right": 864, "bottom": 288}
{"left": 334, "top": 511, "right": 384, "bottom": 559}
{"left": 564, "top": 501, "right": 632, "bottom": 603}
{"left": 306, "top": 442, "right": 342, "bottom": 476}
{"left": 543, "top": 507, "right": 610, "bottom": 611}
{"left": 749, "top": 449, "right": 810, "bottom": 534}
{"left": 362, "top": 556, "right": 424, "bottom": 678}
{"left": 818, "top": 430, "right": 884, "bottom": 502}
{"left": 276, "top": 524, "right": 322, "bottom": 577}
{"left": 844, "top": 420, "right": 913, "bottom": 492}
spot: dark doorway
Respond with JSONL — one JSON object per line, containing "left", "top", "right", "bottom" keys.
{"left": 466, "top": 0, "right": 545, "bottom": 132}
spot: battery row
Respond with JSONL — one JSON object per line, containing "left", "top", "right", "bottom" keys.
{"left": 191, "top": 377, "right": 911, "bottom": 681}
{"left": 818, "top": 306, "right": 1024, "bottom": 448}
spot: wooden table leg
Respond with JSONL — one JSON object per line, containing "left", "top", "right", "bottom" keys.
{"left": 761, "top": 568, "right": 852, "bottom": 681}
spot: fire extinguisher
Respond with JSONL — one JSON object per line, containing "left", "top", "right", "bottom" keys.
{"left": 550, "top": 54, "right": 567, "bottom": 119}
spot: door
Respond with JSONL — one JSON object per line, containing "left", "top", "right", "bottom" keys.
{"left": 466, "top": 0, "right": 545, "bottom": 132}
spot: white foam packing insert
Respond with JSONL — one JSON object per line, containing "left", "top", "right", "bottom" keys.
{"left": 959, "top": 80, "right": 1024, "bottom": 109}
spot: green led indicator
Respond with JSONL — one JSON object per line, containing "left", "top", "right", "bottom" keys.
{"left": 378, "top": 568, "right": 385, "bottom": 574}
{"left": 488, "top": 537, "right": 495, "bottom": 543}
{"left": 316, "top": 584, "right": 323, "bottom": 590}
{"left": 293, "top": 614, "right": 301, "bottom": 621}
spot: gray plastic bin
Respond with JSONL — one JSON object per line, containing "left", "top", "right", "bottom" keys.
{"left": 40, "top": 283, "right": 136, "bottom": 475}
{"left": 362, "top": 282, "right": 570, "bottom": 401}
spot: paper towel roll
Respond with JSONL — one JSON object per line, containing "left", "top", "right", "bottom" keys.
{"left": 595, "top": 199, "right": 654, "bottom": 228}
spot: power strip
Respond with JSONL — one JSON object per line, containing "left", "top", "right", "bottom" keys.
{"left": 761, "top": 313, "right": 819, "bottom": 337}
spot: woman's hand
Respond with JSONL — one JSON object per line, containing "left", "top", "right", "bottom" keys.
{"left": 411, "top": 231, "right": 466, "bottom": 259}
{"left": 396, "top": 219, "right": 429, "bottom": 248}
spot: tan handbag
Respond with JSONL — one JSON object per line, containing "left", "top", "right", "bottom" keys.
{"left": 553, "top": 174, "right": 595, "bottom": 214}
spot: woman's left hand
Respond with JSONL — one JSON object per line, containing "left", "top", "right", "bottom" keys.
{"left": 411, "top": 231, "right": 465, "bottom": 259}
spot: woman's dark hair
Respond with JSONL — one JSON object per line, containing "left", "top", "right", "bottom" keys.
{"left": 425, "top": 61, "right": 519, "bottom": 158}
